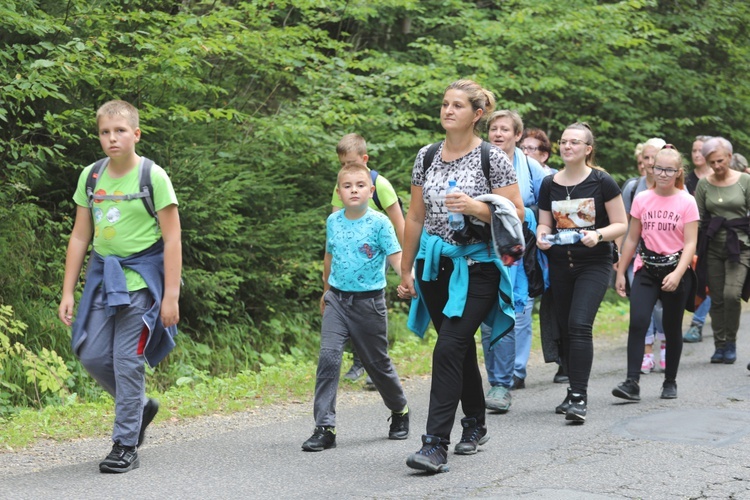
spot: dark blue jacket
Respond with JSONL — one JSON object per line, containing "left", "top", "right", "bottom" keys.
{"left": 71, "top": 240, "right": 177, "bottom": 366}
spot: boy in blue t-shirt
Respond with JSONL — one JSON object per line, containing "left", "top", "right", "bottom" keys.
{"left": 302, "top": 163, "right": 409, "bottom": 451}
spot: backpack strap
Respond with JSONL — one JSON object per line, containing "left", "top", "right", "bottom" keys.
{"left": 422, "top": 141, "right": 443, "bottom": 175}
{"left": 480, "top": 140, "right": 491, "bottom": 183}
{"left": 370, "top": 169, "right": 384, "bottom": 211}
{"left": 85, "top": 157, "right": 158, "bottom": 228}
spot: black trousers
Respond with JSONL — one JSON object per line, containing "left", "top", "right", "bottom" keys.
{"left": 626, "top": 269, "right": 687, "bottom": 382}
{"left": 548, "top": 254, "right": 612, "bottom": 396}
{"left": 417, "top": 258, "right": 500, "bottom": 442}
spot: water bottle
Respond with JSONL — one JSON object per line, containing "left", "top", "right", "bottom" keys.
{"left": 545, "top": 231, "right": 582, "bottom": 245}
{"left": 446, "top": 180, "right": 465, "bottom": 231}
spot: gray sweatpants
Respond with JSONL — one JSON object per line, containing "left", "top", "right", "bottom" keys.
{"left": 78, "top": 288, "right": 150, "bottom": 447}
{"left": 313, "top": 288, "right": 407, "bottom": 427}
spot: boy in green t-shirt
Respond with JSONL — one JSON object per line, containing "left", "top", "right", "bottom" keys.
{"left": 58, "top": 100, "right": 182, "bottom": 473}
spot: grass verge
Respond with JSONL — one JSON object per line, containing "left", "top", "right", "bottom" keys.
{"left": 0, "top": 296, "right": 628, "bottom": 451}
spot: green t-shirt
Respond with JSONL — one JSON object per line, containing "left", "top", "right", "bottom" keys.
{"left": 330, "top": 168, "right": 399, "bottom": 212}
{"left": 695, "top": 173, "right": 750, "bottom": 246}
{"left": 73, "top": 158, "right": 179, "bottom": 291}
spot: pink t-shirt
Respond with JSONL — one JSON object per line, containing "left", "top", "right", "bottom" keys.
{"left": 630, "top": 189, "right": 699, "bottom": 272}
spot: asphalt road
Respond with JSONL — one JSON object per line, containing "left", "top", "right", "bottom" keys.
{"left": 3, "top": 311, "right": 750, "bottom": 499}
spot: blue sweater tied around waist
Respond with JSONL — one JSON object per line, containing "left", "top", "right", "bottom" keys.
{"left": 71, "top": 239, "right": 177, "bottom": 367}
{"left": 407, "top": 230, "right": 515, "bottom": 350}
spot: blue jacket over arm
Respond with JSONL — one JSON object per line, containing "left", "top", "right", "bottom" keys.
{"left": 71, "top": 239, "right": 177, "bottom": 367}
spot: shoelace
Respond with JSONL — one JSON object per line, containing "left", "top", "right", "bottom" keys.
{"left": 460, "top": 427, "right": 481, "bottom": 443}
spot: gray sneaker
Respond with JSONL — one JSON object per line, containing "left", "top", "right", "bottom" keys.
{"left": 344, "top": 362, "right": 365, "bottom": 381}
{"left": 485, "top": 385, "right": 511, "bottom": 413}
{"left": 683, "top": 323, "right": 703, "bottom": 343}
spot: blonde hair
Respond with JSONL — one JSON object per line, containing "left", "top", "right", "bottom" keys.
{"left": 336, "top": 133, "right": 367, "bottom": 157}
{"left": 96, "top": 100, "right": 139, "bottom": 129}
{"left": 634, "top": 143, "right": 644, "bottom": 159}
{"left": 486, "top": 109, "right": 524, "bottom": 135}
{"left": 445, "top": 80, "right": 496, "bottom": 134}
{"left": 336, "top": 162, "right": 371, "bottom": 186}
{"left": 655, "top": 147, "right": 685, "bottom": 190}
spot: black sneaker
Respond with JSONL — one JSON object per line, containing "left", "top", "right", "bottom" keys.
{"left": 661, "top": 380, "right": 678, "bottom": 399}
{"left": 453, "top": 417, "right": 489, "bottom": 455}
{"left": 137, "top": 398, "right": 159, "bottom": 448}
{"left": 612, "top": 379, "right": 641, "bottom": 401}
{"left": 553, "top": 364, "right": 569, "bottom": 384}
{"left": 555, "top": 388, "right": 572, "bottom": 415}
{"left": 364, "top": 375, "right": 376, "bottom": 391}
{"left": 388, "top": 408, "right": 409, "bottom": 440}
{"left": 511, "top": 375, "right": 525, "bottom": 390}
{"left": 99, "top": 442, "right": 139, "bottom": 473}
{"left": 302, "top": 426, "right": 336, "bottom": 451}
{"left": 406, "top": 434, "right": 449, "bottom": 473}
{"left": 565, "top": 393, "right": 587, "bottom": 423}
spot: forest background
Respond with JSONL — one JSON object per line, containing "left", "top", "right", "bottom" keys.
{"left": 1, "top": 0, "right": 749, "bottom": 418}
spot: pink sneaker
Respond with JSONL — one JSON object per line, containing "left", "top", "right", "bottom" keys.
{"left": 641, "top": 354, "right": 655, "bottom": 374}
{"left": 660, "top": 344, "right": 666, "bottom": 371}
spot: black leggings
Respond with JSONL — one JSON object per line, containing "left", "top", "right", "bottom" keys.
{"left": 548, "top": 255, "right": 612, "bottom": 396}
{"left": 417, "top": 258, "right": 500, "bottom": 441}
{"left": 626, "top": 269, "right": 687, "bottom": 382}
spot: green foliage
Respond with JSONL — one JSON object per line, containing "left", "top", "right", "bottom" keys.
{"left": 1, "top": 0, "right": 750, "bottom": 411}
{"left": 0, "top": 305, "right": 72, "bottom": 413}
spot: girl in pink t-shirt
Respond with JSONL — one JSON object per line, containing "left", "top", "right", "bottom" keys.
{"left": 613, "top": 147, "right": 699, "bottom": 401}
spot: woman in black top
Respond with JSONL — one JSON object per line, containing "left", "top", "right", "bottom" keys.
{"left": 536, "top": 122, "right": 627, "bottom": 424}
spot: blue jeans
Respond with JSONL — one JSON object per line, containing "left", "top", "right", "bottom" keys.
{"left": 692, "top": 295, "right": 711, "bottom": 325}
{"left": 481, "top": 297, "right": 534, "bottom": 386}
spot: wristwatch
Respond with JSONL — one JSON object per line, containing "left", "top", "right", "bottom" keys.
{"left": 595, "top": 230, "right": 603, "bottom": 243}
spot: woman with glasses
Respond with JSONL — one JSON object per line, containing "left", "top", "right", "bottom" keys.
{"left": 612, "top": 147, "right": 698, "bottom": 401}
{"left": 622, "top": 138, "right": 670, "bottom": 373}
{"left": 399, "top": 80, "right": 523, "bottom": 473}
{"left": 694, "top": 137, "right": 750, "bottom": 365}
{"left": 536, "top": 122, "right": 627, "bottom": 423}
{"left": 521, "top": 128, "right": 556, "bottom": 175}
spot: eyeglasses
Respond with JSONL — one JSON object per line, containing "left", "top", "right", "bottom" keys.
{"left": 662, "top": 144, "right": 676, "bottom": 150}
{"left": 558, "top": 139, "right": 589, "bottom": 147}
{"left": 521, "top": 145, "right": 539, "bottom": 152}
{"left": 649, "top": 166, "right": 680, "bottom": 177}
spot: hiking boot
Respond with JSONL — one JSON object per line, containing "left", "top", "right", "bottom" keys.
{"left": 99, "top": 442, "right": 139, "bottom": 473}
{"left": 683, "top": 323, "right": 703, "bottom": 343}
{"left": 710, "top": 348, "right": 725, "bottom": 364}
{"left": 137, "top": 398, "right": 159, "bottom": 448}
{"left": 364, "top": 375, "right": 376, "bottom": 391}
{"left": 454, "top": 417, "right": 490, "bottom": 455}
{"left": 485, "top": 385, "right": 511, "bottom": 413}
{"left": 612, "top": 379, "right": 641, "bottom": 401}
{"left": 724, "top": 342, "right": 737, "bottom": 364}
{"left": 344, "top": 361, "right": 365, "bottom": 382}
{"left": 661, "top": 380, "right": 678, "bottom": 399}
{"left": 641, "top": 354, "right": 655, "bottom": 374}
{"left": 511, "top": 375, "right": 525, "bottom": 390}
{"left": 388, "top": 408, "right": 409, "bottom": 440}
{"left": 302, "top": 426, "right": 336, "bottom": 451}
{"left": 555, "top": 388, "right": 572, "bottom": 415}
{"left": 406, "top": 434, "right": 449, "bottom": 473}
{"left": 565, "top": 393, "right": 587, "bottom": 423}
{"left": 553, "top": 364, "right": 569, "bottom": 384}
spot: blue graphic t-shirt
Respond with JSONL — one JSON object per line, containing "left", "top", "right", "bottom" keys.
{"left": 326, "top": 209, "right": 401, "bottom": 292}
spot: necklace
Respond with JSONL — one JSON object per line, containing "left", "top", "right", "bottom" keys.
{"left": 565, "top": 184, "right": 576, "bottom": 201}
